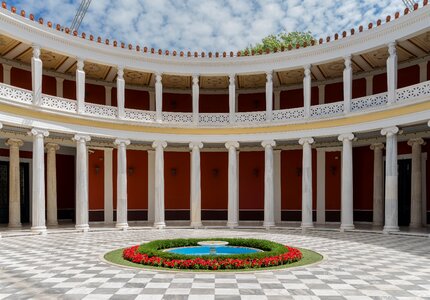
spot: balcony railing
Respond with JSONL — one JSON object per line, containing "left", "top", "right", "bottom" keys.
{"left": 0, "top": 81, "right": 429, "bottom": 127}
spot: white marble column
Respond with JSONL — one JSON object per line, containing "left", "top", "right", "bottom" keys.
{"left": 117, "top": 66, "right": 125, "bottom": 119}
{"left": 365, "top": 75, "right": 374, "bottom": 96}
{"left": 190, "top": 142, "right": 203, "bottom": 227}
{"left": 225, "top": 141, "right": 239, "bottom": 227}
{"left": 387, "top": 42, "right": 397, "bottom": 104}
{"left": 105, "top": 86, "right": 112, "bottom": 106}
{"left": 316, "top": 149, "right": 326, "bottom": 224}
{"left": 46, "top": 143, "right": 60, "bottom": 226}
{"left": 73, "top": 134, "right": 91, "bottom": 231}
{"left": 229, "top": 74, "right": 236, "bottom": 123}
{"left": 262, "top": 140, "right": 276, "bottom": 227}
{"left": 31, "top": 45, "right": 42, "bottom": 106}
{"left": 149, "top": 91, "right": 155, "bottom": 111}
{"left": 299, "top": 137, "right": 314, "bottom": 229}
{"left": 274, "top": 150, "right": 282, "bottom": 224}
{"left": 29, "top": 128, "right": 49, "bottom": 233}
{"left": 6, "top": 138, "right": 23, "bottom": 228}
{"left": 343, "top": 56, "right": 352, "bottom": 113}
{"left": 370, "top": 143, "right": 385, "bottom": 226}
{"left": 147, "top": 150, "right": 155, "bottom": 224}
{"left": 152, "top": 140, "right": 167, "bottom": 228}
{"left": 318, "top": 85, "right": 325, "bottom": 104}
{"left": 408, "top": 138, "right": 424, "bottom": 228}
{"left": 303, "top": 65, "right": 312, "bottom": 118}
{"left": 274, "top": 91, "right": 281, "bottom": 110}
{"left": 338, "top": 133, "right": 355, "bottom": 230}
{"left": 76, "top": 58, "right": 86, "bottom": 113}
{"left": 104, "top": 148, "right": 113, "bottom": 224}
{"left": 114, "top": 139, "right": 130, "bottom": 229}
{"left": 155, "top": 73, "right": 163, "bottom": 122}
{"left": 2, "top": 64, "right": 12, "bottom": 85}
{"left": 381, "top": 126, "right": 399, "bottom": 232}
{"left": 192, "top": 75, "right": 199, "bottom": 124}
{"left": 56, "top": 77, "right": 64, "bottom": 98}
{"left": 265, "top": 72, "right": 273, "bottom": 121}
{"left": 419, "top": 62, "right": 428, "bottom": 83}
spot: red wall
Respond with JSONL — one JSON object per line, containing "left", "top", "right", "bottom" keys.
{"left": 239, "top": 151, "right": 264, "bottom": 209}
{"left": 163, "top": 93, "right": 192, "bottom": 112}
{"left": 325, "top": 82, "right": 343, "bottom": 103}
{"left": 238, "top": 93, "right": 265, "bottom": 112}
{"left": 398, "top": 65, "right": 420, "bottom": 88}
{"left": 63, "top": 79, "right": 76, "bottom": 100}
{"left": 325, "top": 152, "right": 341, "bottom": 210}
{"left": 428, "top": 62, "right": 430, "bottom": 81}
{"left": 86, "top": 83, "right": 105, "bottom": 105}
{"left": 0, "top": 64, "right": 3, "bottom": 83}
{"left": 200, "top": 94, "right": 229, "bottom": 113}
{"left": 125, "top": 89, "right": 149, "bottom": 110}
{"left": 89, "top": 150, "right": 104, "bottom": 210}
{"left": 164, "top": 152, "right": 190, "bottom": 209}
{"left": 353, "top": 146, "right": 373, "bottom": 210}
{"left": 373, "top": 73, "right": 387, "bottom": 94}
{"left": 42, "top": 75, "right": 56, "bottom": 96}
{"left": 201, "top": 152, "right": 228, "bottom": 209}
{"left": 11, "top": 68, "right": 31, "bottom": 90}
{"left": 56, "top": 154, "right": 75, "bottom": 211}
{"left": 280, "top": 86, "right": 318, "bottom": 109}
{"left": 352, "top": 78, "right": 366, "bottom": 99}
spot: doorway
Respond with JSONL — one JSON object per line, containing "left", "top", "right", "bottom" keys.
{"left": 0, "top": 161, "right": 30, "bottom": 224}
{"left": 398, "top": 159, "right": 411, "bottom": 226}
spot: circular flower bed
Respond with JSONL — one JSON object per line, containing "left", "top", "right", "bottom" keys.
{"left": 122, "top": 238, "right": 303, "bottom": 270}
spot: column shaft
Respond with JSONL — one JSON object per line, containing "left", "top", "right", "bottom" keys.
{"left": 316, "top": 149, "right": 326, "bottom": 224}
{"left": 30, "top": 128, "right": 49, "bottom": 233}
{"left": 299, "top": 138, "right": 314, "bottom": 228}
{"left": 262, "top": 140, "right": 276, "bottom": 227}
{"left": 265, "top": 72, "right": 273, "bottom": 121}
{"left": 2, "top": 64, "right": 12, "bottom": 85}
{"left": 74, "top": 134, "right": 90, "bottom": 231}
{"left": 117, "top": 67, "right": 125, "bottom": 119}
{"left": 31, "top": 46, "right": 42, "bottom": 106}
{"left": 190, "top": 142, "right": 203, "bottom": 227}
{"left": 343, "top": 56, "right": 352, "bottom": 113}
{"left": 192, "top": 75, "right": 199, "bottom": 124}
{"left": 115, "top": 139, "right": 130, "bottom": 229}
{"left": 147, "top": 150, "right": 155, "bottom": 223}
{"left": 76, "top": 59, "right": 85, "bottom": 113}
{"left": 229, "top": 74, "right": 236, "bottom": 123}
{"left": 105, "top": 86, "right": 112, "bottom": 106}
{"left": 387, "top": 42, "right": 397, "bottom": 104}
{"left": 104, "top": 149, "right": 113, "bottom": 224}
{"left": 273, "top": 150, "right": 282, "bottom": 224}
{"left": 153, "top": 141, "right": 167, "bottom": 228}
{"left": 46, "top": 143, "right": 60, "bottom": 226}
{"left": 155, "top": 74, "right": 163, "bottom": 122}
{"left": 274, "top": 91, "right": 281, "bottom": 110}
{"left": 365, "top": 76, "right": 373, "bottom": 96}
{"left": 303, "top": 65, "right": 311, "bottom": 118}
{"left": 56, "top": 78, "right": 64, "bottom": 98}
{"left": 7, "top": 139, "right": 23, "bottom": 228}
{"left": 371, "top": 143, "right": 384, "bottom": 226}
{"left": 409, "top": 138, "right": 424, "bottom": 228}
{"left": 226, "top": 142, "right": 239, "bottom": 227}
{"left": 339, "top": 134, "right": 354, "bottom": 230}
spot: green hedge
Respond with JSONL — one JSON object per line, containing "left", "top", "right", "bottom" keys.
{"left": 137, "top": 238, "right": 289, "bottom": 260}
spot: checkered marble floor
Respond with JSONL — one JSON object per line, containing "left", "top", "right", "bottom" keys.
{"left": 0, "top": 228, "right": 430, "bottom": 299}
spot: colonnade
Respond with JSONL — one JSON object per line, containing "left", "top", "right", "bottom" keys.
{"left": 2, "top": 124, "right": 426, "bottom": 233}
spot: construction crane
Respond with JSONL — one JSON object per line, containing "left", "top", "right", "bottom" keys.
{"left": 402, "top": 0, "right": 416, "bottom": 10}
{"left": 70, "top": 0, "right": 92, "bottom": 32}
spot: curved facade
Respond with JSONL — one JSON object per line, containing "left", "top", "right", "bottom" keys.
{"left": 0, "top": 2, "right": 429, "bottom": 232}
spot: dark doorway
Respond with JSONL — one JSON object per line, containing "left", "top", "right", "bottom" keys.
{"left": 398, "top": 159, "right": 411, "bottom": 226}
{"left": 0, "top": 161, "right": 30, "bottom": 224}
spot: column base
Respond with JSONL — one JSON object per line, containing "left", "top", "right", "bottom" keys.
{"left": 153, "top": 222, "right": 166, "bottom": 229}
{"left": 190, "top": 222, "right": 203, "bottom": 228}
{"left": 340, "top": 224, "right": 355, "bottom": 231}
{"left": 409, "top": 222, "right": 422, "bottom": 229}
{"left": 226, "top": 222, "right": 238, "bottom": 228}
{"left": 383, "top": 225, "right": 399, "bottom": 233}
{"left": 31, "top": 226, "right": 47, "bottom": 234}
{"left": 75, "top": 224, "right": 89, "bottom": 232}
{"left": 263, "top": 222, "right": 275, "bottom": 228}
{"left": 115, "top": 223, "right": 128, "bottom": 230}
{"left": 301, "top": 222, "right": 314, "bottom": 229}
{"left": 8, "top": 223, "right": 22, "bottom": 229}
{"left": 372, "top": 222, "right": 383, "bottom": 227}
{"left": 47, "top": 221, "right": 58, "bottom": 226}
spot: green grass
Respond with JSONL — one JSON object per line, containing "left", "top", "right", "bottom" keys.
{"left": 104, "top": 247, "right": 323, "bottom": 272}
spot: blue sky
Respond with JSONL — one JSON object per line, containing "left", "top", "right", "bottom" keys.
{"left": 6, "top": 0, "right": 408, "bottom": 52}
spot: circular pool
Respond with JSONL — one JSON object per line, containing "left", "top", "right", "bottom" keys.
{"left": 165, "top": 245, "right": 263, "bottom": 256}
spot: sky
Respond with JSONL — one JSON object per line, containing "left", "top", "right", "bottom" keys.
{"left": 6, "top": 0, "right": 409, "bottom": 52}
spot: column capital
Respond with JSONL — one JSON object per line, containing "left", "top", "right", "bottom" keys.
{"left": 344, "top": 55, "right": 352, "bottom": 68}
{"left": 117, "top": 66, "right": 124, "bottom": 79}
{"left": 304, "top": 64, "right": 311, "bottom": 74}
{"left": 229, "top": 74, "right": 235, "bottom": 84}
{"left": 407, "top": 137, "right": 425, "bottom": 147}
{"left": 155, "top": 73, "right": 162, "bottom": 82}
{"left": 73, "top": 134, "right": 91, "bottom": 143}
{"left": 192, "top": 74, "right": 199, "bottom": 83}
{"left": 114, "top": 139, "right": 131, "bottom": 146}
{"left": 266, "top": 71, "right": 273, "bottom": 81}
{"left": 32, "top": 44, "right": 41, "bottom": 58}
{"left": 225, "top": 141, "right": 239, "bottom": 150}
{"left": 45, "top": 143, "right": 60, "bottom": 151}
{"left": 6, "top": 138, "right": 24, "bottom": 148}
{"left": 299, "top": 137, "right": 314, "bottom": 145}
{"left": 2, "top": 63, "right": 12, "bottom": 71}
{"left": 152, "top": 140, "right": 167, "bottom": 149}
{"left": 55, "top": 77, "right": 64, "bottom": 83}
{"left": 388, "top": 41, "right": 397, "bottom": 54}
{"left": 338, "top": 133, "right": 354, "bottom": 142}
{"left": 370, "top": 143, "right": 385, "bottom": 151}
{"left": 261, "top": 140, "right": 276, "bottom": 148}
{"left": 189, "top": 142, "right": 203, "bottom": 150}
{"left": 28, "top": 128, "right": 49, "bottom": 138}
{"left": 76, "top": 58, "right": 84, "bottom": 71}
{"left": 381, "top": 126, "right": 399, "bottom": 137}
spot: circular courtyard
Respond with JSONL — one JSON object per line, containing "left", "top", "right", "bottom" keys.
{"left": 0, "top": 229, "right": 430, "bottom": 299}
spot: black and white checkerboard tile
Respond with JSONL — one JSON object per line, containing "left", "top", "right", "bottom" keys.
{"left": 1, "top": 228, "right": 430, "bottom": 299}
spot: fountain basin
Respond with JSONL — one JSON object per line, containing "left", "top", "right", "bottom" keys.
{"left": 164, "top": 244, "right": 263, "bottom": 256}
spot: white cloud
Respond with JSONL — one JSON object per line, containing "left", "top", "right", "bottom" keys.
{"left": 8, "top": 0, "right": 410, "bottom": 51}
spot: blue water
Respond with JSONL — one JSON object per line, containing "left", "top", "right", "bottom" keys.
{"left": 165, "top": 246, "right": 262, "bottom": 256}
